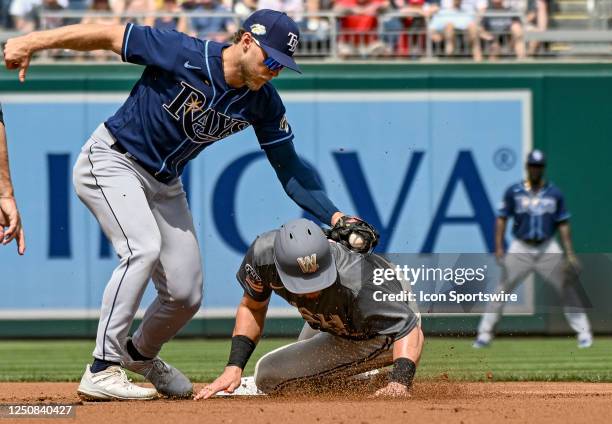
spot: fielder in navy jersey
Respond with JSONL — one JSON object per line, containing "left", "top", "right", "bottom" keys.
{"left": 474, "top": 150, "right": 593, "bottom": 349}
{"left": 0, "top": 102, "right": 26, "bottom": 255}
{"left": 3, "top": 10, "right": 362, "bottom": 401}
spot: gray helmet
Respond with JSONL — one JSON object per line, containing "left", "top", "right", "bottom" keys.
{"left": 273, "top": 218, "right": 338, "bottom": 294}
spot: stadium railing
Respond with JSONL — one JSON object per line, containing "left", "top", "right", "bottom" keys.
{"left": 0, "top": 9, "right": 609, "bottom": 61}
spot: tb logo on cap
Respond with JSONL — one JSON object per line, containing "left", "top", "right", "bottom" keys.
{"left": 287, "top": 32, "right": 299, "bottom": 53}
{"left": 297, "top": 254, "right": 318, "bottom": 274}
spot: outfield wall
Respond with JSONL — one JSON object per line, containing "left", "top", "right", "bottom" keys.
{"left": 1, "top": 63, "right": 611, "bottom": 337}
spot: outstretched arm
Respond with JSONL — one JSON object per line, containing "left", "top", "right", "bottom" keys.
{"left": 0, "top": 121, "right": 25, "bottom": 254}
{"left": 4, "top": 24, "right": 125, "bottom": 82}
{"left": 374, "top": 326, "right": 424, "bottom": 398}
{"left": 558, "top": 221, "right": 579, "bottom": 269}
{"left": 495, "top": 216, "right": 508, "bottom": 261}
{"left": 194, "top": 294, "right": 270, "bottom": 400}
{"left": 264, "top": 141, "right": 343, "bottom": 226}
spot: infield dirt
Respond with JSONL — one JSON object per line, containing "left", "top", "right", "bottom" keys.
{"left": 1, "top": 382, "right": 611, "bottom": 424}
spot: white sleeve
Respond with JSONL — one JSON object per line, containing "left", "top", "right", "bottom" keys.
{"left": 10, "top": 0, "right": 30, "bottom": 17}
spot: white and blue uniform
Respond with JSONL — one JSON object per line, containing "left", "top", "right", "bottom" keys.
{"left": 476, "top": 180, "right": 592, "bottom": 344}
{"left": 499, "top": 181, "right": 570, "bottom": 243}
{"left": 72, "top": 24, "right": 339, "bottom": 364}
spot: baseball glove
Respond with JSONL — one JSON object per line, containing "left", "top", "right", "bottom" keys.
{"left": 325, "top": 215, "right": 379, "bottom": 254}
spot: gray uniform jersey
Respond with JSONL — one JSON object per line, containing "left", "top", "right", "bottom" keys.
{"left": 237, "top": 230, "right": 419, "bottom": 341}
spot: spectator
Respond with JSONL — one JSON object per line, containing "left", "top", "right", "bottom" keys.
{"left": 257, "top": 0, "right": 304, "bottom": 23}
{"left": 1, "top": 0, "right": 14, "bottom": 28}
{"left": 81, "top": 0, "right": 120, "bottom": 25}
{"left": 183, "top": 0, "right": 237, "bottom": 42}
{"left": 144, "top": 0, "right": 187, "bottom": 32}
{"left": 10, "top": 0, "right": 68, "bottom": 31}
{"left": 481, "top": 0, "right": 525, "bottom": 59}
{"left": 232, "top": 0, "right": 256, "bottom": 18}
{"left": 427, "top": 0, "right": 486, "bottom": 61}
{"left": 112, "top": 0, "right": 155, "bottom": 23}
{"left": 334, "top": 0, "right": 390, "bottom": 57}
{"left": 384, "top": 0, "right": 434, "bottom": 56}
{"left": 525, "top": 0, "right": 550, "bottom": 55}
{"left": 80, "top": 0, "right": 120, "bottom": 60}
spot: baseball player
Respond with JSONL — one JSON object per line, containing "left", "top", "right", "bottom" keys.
{"left": 0, "top": 102, "right": 26, "bottom": 255}
{"left": 473, "top": 150, "right": 593, "bottom": 348}
{"left": 195, "top": 218, "right": 423, "bottom": 400}
{"left": 3, "top": 11, "right": 362, "bottom": 400}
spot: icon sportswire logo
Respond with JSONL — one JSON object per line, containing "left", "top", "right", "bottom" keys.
{"left": 297, "top": 254, "right": 318, "bottom": 274}
{"left": 184, "top": 61, "right": 202, "bottom": 70}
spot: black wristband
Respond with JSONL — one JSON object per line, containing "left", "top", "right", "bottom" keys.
{"left": 389, "top": 358, "right": 416, "bottom": 388}
{"left": 227, "top": 335, "right": 257, "bottom": 370}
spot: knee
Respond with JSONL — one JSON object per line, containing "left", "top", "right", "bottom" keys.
{"left": 132, "top": 239, "right": 162, "bottom": 267}
{"left": 511, "top": 22, "right": 523, "bottom": 38}
{"left": 171, "top": 282, "right": 202, "bottom": 311}
{"left": 467, "top": 22, "right": 478, "bottom": 36}
{"left": 168, "top": 267, "right": 203, "bottom": 309}
{"left": 254, "top": 354, "right": 282, "bottom": 393}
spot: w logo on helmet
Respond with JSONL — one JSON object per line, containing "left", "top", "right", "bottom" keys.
{"left": 297, "top": 254, "right": 318, "bottom": 274}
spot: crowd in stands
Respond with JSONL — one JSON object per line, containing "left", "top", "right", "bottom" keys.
{"left": 0, "top": 0, "right": 557, "bottom": 60}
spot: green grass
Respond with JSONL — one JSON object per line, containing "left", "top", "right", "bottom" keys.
{"left": 0, "top": 337, "right": 611, "bottom": 382}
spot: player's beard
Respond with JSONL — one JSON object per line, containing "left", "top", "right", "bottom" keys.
{"left": 239, "top": 60, "right": 267, "bottom": 91}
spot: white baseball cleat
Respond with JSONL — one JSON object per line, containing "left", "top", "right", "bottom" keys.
{"left": 472, "top": 338, "right": 491, "bottom": 349}
{"left": 578, "top": 336, "right": 593, "bottom": 349}
{"left": 214, "top": 376, "right": 264, "bottom": 396}
{"left": 77, "top": 364, "right": 158, "bottom": 401}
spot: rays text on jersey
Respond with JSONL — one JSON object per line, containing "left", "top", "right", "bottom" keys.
{"left": 163, "top": 81, "right": 249, "bottom": 144}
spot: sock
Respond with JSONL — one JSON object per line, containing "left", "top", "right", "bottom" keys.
{"left": 127, "top": 339, "right": 153, "bottom": 361}
{"left": 90, "top": 358, "right": 119, "bottom": 373}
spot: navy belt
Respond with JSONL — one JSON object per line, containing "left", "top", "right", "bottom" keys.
{"left": 110, "top": 142, "right": 127, "bottom": 154}
{"left": 110, "top": 141, "right": 173, "bottom": 184}
{"left": 522, "top": 239, "right": 546, "bottom": 246}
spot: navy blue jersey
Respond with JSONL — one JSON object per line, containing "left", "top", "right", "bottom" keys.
{"left": 498, "top": 181, "right": 570, "bottom": 241}
{"left": 105, "top": 23, "right": 294, "bottom": 184}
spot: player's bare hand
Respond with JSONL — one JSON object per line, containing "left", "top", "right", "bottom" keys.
{"left": 565, "top": 253, "right": 581, "bottom": 274}
{"left": 194, "top": 366, "right": 242, "bottom": 400}
{"left": 0, "top": 197, "right": 25, "bottom": 255}
{"left": 372, "top": 382, "right": 411, "bottom": 398}
{"left": 3, "top": 35, "right": 33, "bottom": 82}
{"left": 495, "top": 247, "right": 505, "bottom": 265}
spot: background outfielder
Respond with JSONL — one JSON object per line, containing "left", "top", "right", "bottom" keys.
{"left": 474, "top": 150, "right": 593, "bottom": 348}
{"left": 3, "top": 10, "right": 364, "bottom": 400}
{"left": 196, "top": 218, "right": 423, "bottom": 399}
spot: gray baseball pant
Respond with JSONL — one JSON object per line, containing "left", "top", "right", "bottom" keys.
{"left": 72, "top": 124, "right": 203, "bottom": 362}
{"left": 477, "top": 239, "right": 591, "bottom": 342}
{"left": 254, "top": 323, "right": 394, "bottom": 393}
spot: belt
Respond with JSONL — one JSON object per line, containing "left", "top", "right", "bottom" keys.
{"left": 522, "top": 239, "right": 546, "bottom": 246}
{"left": 111, "top": 142, "right": 128, "bottom": 154}
{"left": 109, "top": 141, "right": 171, "bottom": 184}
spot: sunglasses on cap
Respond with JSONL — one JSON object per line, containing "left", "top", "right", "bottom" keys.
{"left": 252, "top": 37, "right": 284, "bottom": 71}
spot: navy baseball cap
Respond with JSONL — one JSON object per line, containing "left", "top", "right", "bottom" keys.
{"left": 243, "top": 9, "right": 302, "bottom": 73}
{"left": 527, "top": 150, "right": 546, "bottom": 166}
{"left": 274, "top": 219, "right": 337, "bottom": 294}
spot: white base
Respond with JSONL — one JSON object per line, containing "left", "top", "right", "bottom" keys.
{"left": 214, "top": 376, "right": 265, "bottom": 397}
